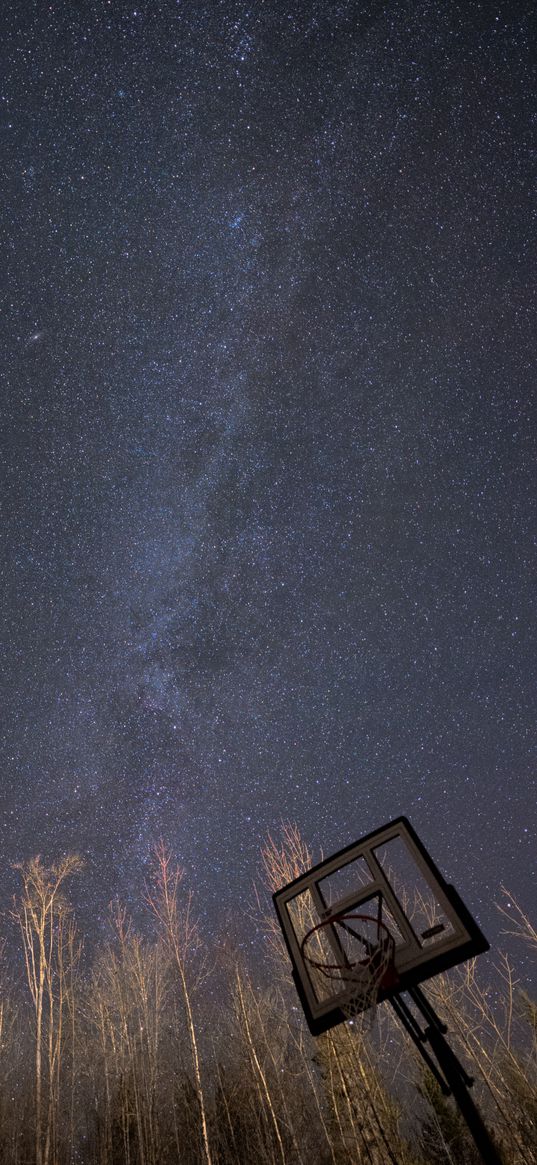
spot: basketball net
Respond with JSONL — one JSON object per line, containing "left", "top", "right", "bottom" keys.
{"left": 301, "top": 912, "right": 399, "bottom": 1029}
{"left": 340, "top": 929, "right": 397, "bottom": 1028}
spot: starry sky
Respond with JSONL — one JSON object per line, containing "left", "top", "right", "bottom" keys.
{"left": 2, "top": 1, "right": 536, "bottom": 953}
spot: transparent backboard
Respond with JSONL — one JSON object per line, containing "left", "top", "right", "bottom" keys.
{"left": 273, "top": 817, "right": 489, "bottom": 1035}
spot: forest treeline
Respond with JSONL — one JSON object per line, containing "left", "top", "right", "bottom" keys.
{"left": 0, "top": 826, "right": 535, "bottom": 1165}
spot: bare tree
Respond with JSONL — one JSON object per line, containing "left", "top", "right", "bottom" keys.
{"left": 0, "top": 843, "right": 533, "bottom": 1165}
{"left": 12, "top": 855, "right": 83, "bottom": 1165}
{"left": 145, "top": 841, "right": 213, "bottom": 1165}
{"left": 83, "top": 903, "right": 169, "bottom": 1165}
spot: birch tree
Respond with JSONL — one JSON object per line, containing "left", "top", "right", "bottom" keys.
{"left": 145, "top": 841, "right": 213, "bottom": 1165}
{"left": 13, "top": 854, "right": 83, "bottom": 1165}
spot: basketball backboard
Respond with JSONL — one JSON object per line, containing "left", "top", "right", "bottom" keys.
{"left": 273, "top": 817, "right": 489, "bottom": 1035}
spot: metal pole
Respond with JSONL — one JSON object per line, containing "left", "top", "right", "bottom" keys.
{"left": 389, "top": 990, "right": 504, "bottom": 1165}
{"left": 424, "top": 1022, "right": 503, "bottom": 1165}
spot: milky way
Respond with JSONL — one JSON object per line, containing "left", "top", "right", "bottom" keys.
{"left": 2, "top": 2, "right": 536, "bottom": 951}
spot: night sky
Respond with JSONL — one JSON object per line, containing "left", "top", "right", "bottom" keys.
{"left": 2, "top": 2, "right": 536, "bottom": 954}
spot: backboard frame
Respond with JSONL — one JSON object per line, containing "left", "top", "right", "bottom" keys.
{"left": 273, "top": 816, "right": 489, "bottom": 1036}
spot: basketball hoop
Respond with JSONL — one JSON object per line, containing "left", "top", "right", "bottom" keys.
{"left": 301, "top": 912, "right": 399, "bottom": 1024}
{"left": 274, "top": 818, "right": 498, "bottom": 1163}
